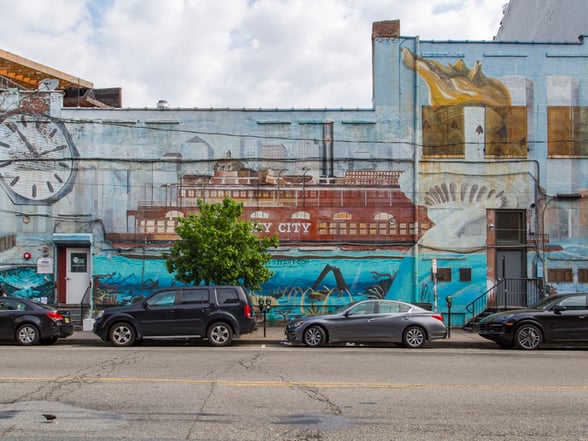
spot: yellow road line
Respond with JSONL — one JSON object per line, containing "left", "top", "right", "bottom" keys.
{"left": 0, "top": 376, "right": 587, "bottom": 391}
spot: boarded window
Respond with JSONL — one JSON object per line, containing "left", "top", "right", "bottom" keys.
{"left": 547, "top": 268, "right": 573, "bottom": 283}
{"left": 485, "top": 106, "right": 527, "bottom": 158}
{"left": 578, "top": 268, "right": 588, "bottom": 283}
{"left": 437, "top": 268, "right": 452, "bottom": 282}
{"left": 548, "top": 106, "right": 588, "bottom": 157}
{"left": 422, "top": 106, "right": 464, "bottom": 157}
{"left": 459, "top": 268, "right": 472, "bottom": 282}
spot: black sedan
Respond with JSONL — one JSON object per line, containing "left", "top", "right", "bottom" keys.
{"left": 478, "top": 293, "right": 588, "bottom": 350}
{"left": 0, "top": 297, "right": 74, "bottom": 345}
{"left": 284, "top": 299, "right": 447, "bottom": 348}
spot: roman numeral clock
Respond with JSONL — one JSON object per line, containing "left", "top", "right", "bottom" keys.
{"left": 0, "top": 112, "right": 79, "bottom": 205}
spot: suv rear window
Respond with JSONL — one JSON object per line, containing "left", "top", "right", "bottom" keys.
{"left": 216, "top": 288, "right": 241, "bottom": 304}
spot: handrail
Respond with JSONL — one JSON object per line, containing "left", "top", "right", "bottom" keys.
{"left": 464, "top": 278, "right": 545, "bottom": 326}
{"left": 80, "top": 286, "right": 92, "bottom": 321}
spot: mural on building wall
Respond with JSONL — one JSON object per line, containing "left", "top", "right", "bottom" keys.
{"left": 0, "top": 111, "right": 79, "bottom": 205}
{"left": 0, "top": 267, "right": 54, "bottom": 303}
{"left": 2, "top": 28, "right": 587, "bottom": 326}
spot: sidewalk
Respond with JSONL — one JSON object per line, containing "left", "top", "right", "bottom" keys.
{"left": 67, "top": 326, "right": 494, "bottom": 348}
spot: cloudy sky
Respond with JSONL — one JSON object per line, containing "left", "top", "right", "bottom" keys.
{"left": 0, "top": 0, "right": 507, "bottom": 109}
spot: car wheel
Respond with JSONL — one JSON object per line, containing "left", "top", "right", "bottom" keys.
{"left": 16, "top": 324, "right": 40, "bottom": 346}
{"left": 40, "top": 337, "right": 58, "bottom": 345}
{"left": 402, "top": 326, "right": 426, "bottom": 348}
{"left": 207, "top": 322, "right": 233, "bottom": 347}
{"left": 514, "top": 324, "right": 542, "bottom": 350}
{"left": 303, "top": 325, "right": 326, "bottom": 347}
{"left": 108, "top": 322, "right": 136, "bottom": 347}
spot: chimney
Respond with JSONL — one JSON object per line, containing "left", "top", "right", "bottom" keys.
{"left": 372, "top": 20, "right": 400, "bottom": 40}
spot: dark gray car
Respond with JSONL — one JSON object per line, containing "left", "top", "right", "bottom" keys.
{"left": 284, "top": 299, "right": 447, "bottom": 348}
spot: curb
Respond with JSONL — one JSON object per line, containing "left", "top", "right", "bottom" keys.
{"left": 64, "top": 328, "right": 495, "bottom": 348}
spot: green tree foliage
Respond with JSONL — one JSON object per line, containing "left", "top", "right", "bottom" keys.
{"left": 165, "top": 197, "right": 279, "bottom": 291}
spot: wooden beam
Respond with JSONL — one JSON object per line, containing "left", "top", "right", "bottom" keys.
{"left": 0, "top": 48, "right": 93, "bottom": 89}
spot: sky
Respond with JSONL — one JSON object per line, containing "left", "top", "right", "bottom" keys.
{"left": 0, "top": 0, "right": 507, "bottom": 109}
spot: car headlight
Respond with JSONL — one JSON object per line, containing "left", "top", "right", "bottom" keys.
{"left": 289, "top": 320, "right": 306, "bottom": 328}
{"left": 95, "top": 310, "right": 104, "bottom": 320}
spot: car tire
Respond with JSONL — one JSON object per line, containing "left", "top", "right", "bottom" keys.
{"left": 402, "top": 326, "right": 426, "bottom": 348}
{"left": 40, "top": 337, "right": 58, "bottom": 345}
{"left": 303, "top": 325, "right": 326, "bottom": 347}
{"left": 108, "top": 322, "right": 137, "bottom": 347}
{"left": 514, "top": 323, "right": 542, "bottom": 350}
{"left": 16, "top": 324, "right": 40, "bottom": 346}
{"left": 207, "top": 322, "right": 233, "bottom": 347}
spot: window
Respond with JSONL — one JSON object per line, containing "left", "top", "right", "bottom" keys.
{"left": 181, "top": 289, "right": 208, "bottom": 304}
{"left": 70, "top": 253, "right": 88, "bottom": 273}
{"left": 548, "top": 106, "right": 588, "bottom": 157}
{"left": 558, "top": 295, "right": 588, "bottom": 310}
{"left": 378, "top": 301, "right": 402, "bottom": 314}
{"left": 216, "top": 288, "right": 240, "bottom": 304}
{"left": 349, "top": 301, "right": 376, "bottom": 315}
{"left": 459, "top": 268, "right": 472, "bottom": 282}
{"left": 548, "top": 268, "right": 573, "bottom": 283}
{"left": 0, "top": 299, "right": 19, "bottom": 310}
{"left": 422, "top": 106, "right": 464, "bottom": 157}
{"left": 147, "top": 291, "right": 176, "bottom": 306}
{"left": 485, "top": 106, "right": 527, "bottom": 158}
{"left": 578, "top": 268, "right": 588, "bottom": 283}
{"left": 495, "top": 210, "right": 525, "bottom": 244}
{"left": 437, "top": 268, "right": 452, "bottom": 282}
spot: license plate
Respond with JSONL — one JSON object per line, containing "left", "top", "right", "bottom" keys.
{"left": 64, "top": 317, "right": 70, "bottom": 324}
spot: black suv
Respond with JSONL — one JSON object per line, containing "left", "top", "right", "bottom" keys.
{"left": 93, "top": 286, "right": 256, "bottom": 347}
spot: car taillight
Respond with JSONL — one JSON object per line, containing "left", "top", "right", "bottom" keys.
{"left": 244, "top": 304, "right": 252, "bottom": 319}
{"left": 46, "top": 311, "right": 64, "bottom": 321}
{"left": 432, "top": 314, "right": 444, "bottom": 323}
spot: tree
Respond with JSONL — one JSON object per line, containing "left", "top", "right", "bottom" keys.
{"left": 165, "top": 197, "right": 279, "bottom": 291}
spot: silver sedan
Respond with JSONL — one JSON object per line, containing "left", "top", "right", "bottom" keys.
{"left": 284, "top": 299, "right": 447, "bottom": 348}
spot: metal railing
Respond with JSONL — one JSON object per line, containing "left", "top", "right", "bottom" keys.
{"left": 465, "top": 278, "right": 545, "bottom": 326}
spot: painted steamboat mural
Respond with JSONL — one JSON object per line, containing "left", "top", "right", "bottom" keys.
{"left": 1, "top": 20, "right": 587, "bottom": 327}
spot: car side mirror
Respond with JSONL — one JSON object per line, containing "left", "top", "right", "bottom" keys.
{"left": 143, "top": 301, "right": 151, "bottom": 310}
{"left": 553, "top": 305, "right": 567, "bottom": 314}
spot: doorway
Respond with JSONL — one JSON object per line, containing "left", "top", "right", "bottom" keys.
{"left": 496, "top": 249, "right": 527, "bottom": 307}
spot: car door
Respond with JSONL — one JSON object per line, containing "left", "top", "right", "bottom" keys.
{"left": 174, "top": 288, "right": 210, "bottom": 336}
{"left": 365, "top": 300, "right": 407, "bottom": 341}
{"left": 0, "top": 299, "right": 19, "bottom": 340}
{"left": 540, "top": 294, "right": 588, "bottom": 342}
{"left": 134, "top": 290, "right": 178, "bottom": 336}
{"left": 337, "top": 301, "right": 378, "bottom": 342}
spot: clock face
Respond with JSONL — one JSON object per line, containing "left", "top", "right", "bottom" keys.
{"left": 0, "top": 112, "right": 79, "bottom": 205}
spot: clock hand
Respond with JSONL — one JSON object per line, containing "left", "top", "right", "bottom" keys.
{"left": 7, "top": 123, "right": 38, "bottom": 156}
{"left": 38, "top": 145, "right": 67, "bottom": 157}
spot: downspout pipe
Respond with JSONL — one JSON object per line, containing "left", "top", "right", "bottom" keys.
{"left": 413, "top": 36, "right": 420, "bottom": 304}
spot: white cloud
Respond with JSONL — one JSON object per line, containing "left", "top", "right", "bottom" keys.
{"left": 0, "top": 0, "right": 506, "bottom": 108}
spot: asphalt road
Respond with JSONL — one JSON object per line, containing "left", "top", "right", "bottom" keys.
{"left": 0, "top": 339, "right": 587, "bottom": 440}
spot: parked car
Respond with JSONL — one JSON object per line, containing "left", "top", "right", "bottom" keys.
{"left": 0, "top": 297, "right": 74, "bottom": 345}
{"left": 478, "top": 293, "right": 588, "bottom": 350}
{"left": 93, "top": 286, "right": 257, "bottom": 347}
{"left": 284, "top": 299, "right": 447, "bottom": 348}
